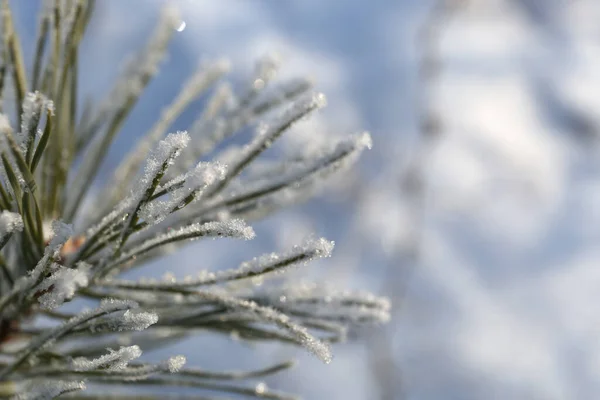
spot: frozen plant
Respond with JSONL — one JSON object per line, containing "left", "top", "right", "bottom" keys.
{"left": 0, "top": 1, "right": 389, "bottom": 399}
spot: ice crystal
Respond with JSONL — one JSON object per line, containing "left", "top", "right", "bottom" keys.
{"left": 167, "top": 355, "right": 186, "bottom": 373}
{"left": 71, "top": 345, "right": 142, "bottom": 371}
{"left": 37, "top": 263, "right": 90, "bottom": 310}
{"left": 0, "top": 211, "right": 23, "bottom": 236}
{"left": 16, "top": 380, "right": 85, "bottom": 400}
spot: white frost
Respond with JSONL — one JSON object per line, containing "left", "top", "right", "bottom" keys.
{"left": 0, "top": 211, "right": 23, "bottom": 237}
{"left": 118, "top": 309, "right": 159, "bottom": 331}
{"left": 102, "top": 236, "right": 331, "bottom": 291}
{"left": 37, "top": 263, "right": 90, "bottom": 310}
{"left": 46, "top": 220, "right": 74, "bottom": 252}
{"left": 167, "top": 355, "right": 186, "bottom": 373}
{"left": 235, "top": 236, "right": 334, "bottom": 277}
{"left": 199, "top": 290, "right": 332, "bottom": 364}
{"left": 139, "top": 161, "right": 227, "bottom": 224}
{"left": 71, "top": 345, "right": 142, "bottom": 371}
{"left": 139, "top": 131, "right": 190, "bottom": 195}
{"left": 225, "top": 92, "right": 327, "bottom": 180}
{"left": 94, "top": 308, "right": 158, "bottom": 333}
{"left": 16, "top": 380, "right": 85, "bottom": 400}
{"left": 109, "top": 220, "right": 255, "bottom": 270}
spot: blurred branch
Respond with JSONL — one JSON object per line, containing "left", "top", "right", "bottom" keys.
{"left": 367, "top": 1, "right": 465, "bottom": 399}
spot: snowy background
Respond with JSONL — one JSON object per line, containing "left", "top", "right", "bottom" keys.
{"left": 11, "top": 0, "right": 600, "bottom": 398}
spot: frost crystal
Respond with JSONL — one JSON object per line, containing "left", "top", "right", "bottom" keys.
{"left": 119, "top": 309, "right": 159, "bottom": 331}
{"left": 139, "top": 161, "right": 227, "bottom": 224}
{"left": 224, "top": 92, "right": 327, "bottom": 182}
{"left": 255, "top": 382, "right": 268, "bottom": 395}
{"left": 100, "top": 236, "right": 331, "bottom": 291}
{"left": 106, "top": 220, "right": 255, "bottom": 272}
{"left": 71, "top": 346, "right": 142, "bottom": 371}
{"left": 95, "top": 309, "right": 159, "bottom": 333}
{"left": 167, "top": 355, "right": 186, "bottom": 373}
{"left": 234, "top": 236, "right": 334, "bottom": 277}
{"left": 37, "top": 263, "right": 90, "bottom": 310}
{"left": 16, "top": 380, "right": 85, "bottom": 400}
{"left": 204, "top": 219, "right": 256, "bottom": 240}
{"left": 46, "top": 221, "right": 74, "bottom": 252}
{"left": 136, "top": 131, "right": 190, "bottom": 200}
{"left": 202, "top": 291, "right": 333, "bottom": 364}
{"left": 19, "top": 92, "right": 44, "bottom": 148}
{"left": 0, "top": 220, "right": 74, "bottom": 315}
{"left": 263, "top": 282, "right": 392, "bottom": 325}
{"left": 0, "top": 211, "right": 23, "bottom": 236}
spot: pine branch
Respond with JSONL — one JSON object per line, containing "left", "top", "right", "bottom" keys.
{"left": 0, "top": 2, "right": 389, "bottom": 398}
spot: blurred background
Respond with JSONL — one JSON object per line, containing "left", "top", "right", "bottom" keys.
{"left": 11, "top": 0, "right": 600, "bottom": 398}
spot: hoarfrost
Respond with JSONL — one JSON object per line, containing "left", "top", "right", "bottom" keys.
{"left": 101, "top": 236, "right": 331, "bottom": 290}
{"left": 224, "top": 92, "right": 327, "bottom": 182}
{"left": 46, "top": 220, "right": 74, "bottom": 252}
{"left": 202, "top": 291, "right": 333, "bottom": 364}
{"left": 98, "top": 309, "right": 159, "bottom": 332}
{"left": 108, "top": 220, "right": 255, "bottom": 271}
{"left": 16, "top": 380, "right": 85, "bottom": 400}
{"left": 139, "top": 161, "right": 227, "bottom": 224}
{"left": 0, "top": 211, "right": 23, "bottom": 237}
{"left": 119, "top": 309, "right": 159, "bottom": 331}
{"left": 167, "top": 355, "right": 186, "bottom": 373}
{"left": 235, "top": 236, "right": 334, "bottom": 276}
{"left": 18, "top": 92, "right": 45, "bottom": 151}
{"left": 71, "top": 345, "right": 142, "bottom": 371}
{"left": 37, "top": 263, "right": 90, "bottom": 310}
{"left": 138, "top": 131, "right": 190, "bottom": 196}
